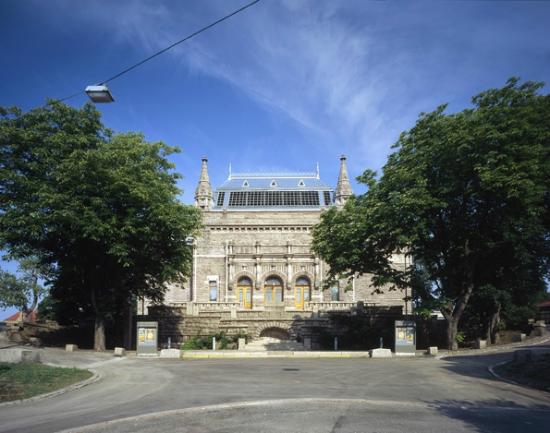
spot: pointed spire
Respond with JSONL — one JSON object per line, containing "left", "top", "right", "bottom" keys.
{"left": 194, "top": 157, "right": 213, "bottom": 210}
{"left": 335, "top": 155, "right": 353, "bottom": 207}
{"left": 316, "top": 162, "right": 320, "bottom": 179}
{"left": 228, "top": 162, "right": 232, "bottom": 180}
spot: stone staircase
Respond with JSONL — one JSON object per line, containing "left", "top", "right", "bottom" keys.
{"left": 242, "top": 337, "right": 305, "bottom": 352}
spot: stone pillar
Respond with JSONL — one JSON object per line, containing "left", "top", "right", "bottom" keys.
{"left": 255, "top": 257, "right": 261, "bottom": 289}
{"left": 286, "top": 259, "right": 293, "bottom": 288}
{"left": 314, "top": 257, "right": 320, "bottom": 289}
{"left": 228, "top": 258, "right": 234, "bottom": 285}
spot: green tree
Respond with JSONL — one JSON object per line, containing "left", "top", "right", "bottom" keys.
{"left": 313, "top": 79, "right": 550, "bottom": 350}
{"left": 0, "top": 101, "right": 201, "bottom": 350}
{"left": 0, "top": 258, "right": 44, "bottom": 321}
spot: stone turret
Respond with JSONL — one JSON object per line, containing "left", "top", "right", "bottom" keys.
{"left": 334, "top": 155, "right": 353, "bottom": 207}
{"left": 194, "top": 157, "right": 213, "bottom": 210}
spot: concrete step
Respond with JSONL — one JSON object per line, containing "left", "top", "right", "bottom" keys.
{"left": 242, "top": 337, "right": 305, "bottom": 352}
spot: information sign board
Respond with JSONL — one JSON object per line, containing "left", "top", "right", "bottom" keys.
{"left": 394, "top": 320, "right": 416, "bottom": 356}
{"left": 136, "top": 321, "right": 158, "bottom": 355}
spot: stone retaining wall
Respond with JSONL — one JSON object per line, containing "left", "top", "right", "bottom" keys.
{"left": 146, "top": 304, "right": 403, "bottom": 349}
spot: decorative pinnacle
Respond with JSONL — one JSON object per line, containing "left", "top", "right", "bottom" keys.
{"left": 335, "top": 154, "right": 352, "bottom": 206}
{"left": 195, "top": 157, "right": 212, "bottom": 209}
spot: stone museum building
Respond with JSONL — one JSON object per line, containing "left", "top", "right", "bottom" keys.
{"left": 146, "top": 156, "right": 410, "bottom": 348}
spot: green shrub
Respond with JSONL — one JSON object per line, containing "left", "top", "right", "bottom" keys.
{"left": 455, "top": 331, "right": 466, "bottom": 344}
{"left": 181, "top": 336, "right": 212, "bottom": 350}
{"left": 180, "top": 332, "right": 250, "bottom": 350}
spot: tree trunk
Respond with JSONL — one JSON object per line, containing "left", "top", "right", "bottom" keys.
{"left": 22, "top": 271, "right": 39, "bottom": 322}
{"left": 446, "top": 319, "right": 459, "bottom": 351}
{"left": 122, "top": 301, "right": 133, "bottom": 350}
{"left": 90, "top": 287, "right": 106, "bottom": 351}
{"left": 486, "top": 306, "right": 500, "bottom": 345}
{"left": 94, "top": 316, "right": 106, "bottom": 351}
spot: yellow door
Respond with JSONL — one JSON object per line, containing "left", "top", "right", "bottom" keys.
{"left": 294, "top": 277, "right": 311, "bottom": 310}
{"left": 264, "top": 276, "right": 284, "bottom": 305}
{"left": 295, "top": 286, "right": 304, "bottom": 309}
{"left": 237, "top": 286, "right": 252, "bottom": 309}
{"left": 237, "top": 281, "right": 253, "bottom": 309}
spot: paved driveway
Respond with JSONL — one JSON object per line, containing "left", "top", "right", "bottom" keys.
{"left": 1, "top": 344, "right": 549, "bottom": 433}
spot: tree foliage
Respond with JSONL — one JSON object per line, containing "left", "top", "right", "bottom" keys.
{"left": 313, "top": 78, "right": 550, "bottom": 349}
{"left": 0, "top": 258, "right": 44, "bottom": 320}
{"left": 0, "top": 101, "right": 201, "bottom": 349}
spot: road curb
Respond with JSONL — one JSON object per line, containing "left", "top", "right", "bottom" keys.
{"left": 487, "top": 360, "right": 520, "bottom": 386}
{"left": 181, "top": 350, "right": 374, "bottom": 359}
{"left": 435, "top": 336, "right": 550, "bottom": 361}
{"left": 0, "top": 367, "right": 102, "bottom": 407}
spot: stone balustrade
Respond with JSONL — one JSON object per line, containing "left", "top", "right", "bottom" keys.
{"left": 306, "top": 302, "right": 357, "bottom": 311}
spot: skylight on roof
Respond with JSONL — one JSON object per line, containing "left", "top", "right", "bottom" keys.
{"left": 270, "top": 180, "right": 277, "bottom": 187}
{"left": 298, "top": 179, "right": 305, "bottom": 187}
{"left": 242, "top": 180, "right": 249, "bottom": 187}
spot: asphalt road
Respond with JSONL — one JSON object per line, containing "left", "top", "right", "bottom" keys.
{"left": 1, "top": 344, "right": 549, "bottom": 433}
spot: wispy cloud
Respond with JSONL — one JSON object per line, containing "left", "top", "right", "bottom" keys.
{"left": 62, "top": 0, "right": 414, "bottom": 171}
{"left": 52, "top": 0, "right": 550, "bottom": 175}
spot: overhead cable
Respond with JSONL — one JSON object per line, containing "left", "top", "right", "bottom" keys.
{"left": 58, "top": 0, "right": 262, "bottom": 102}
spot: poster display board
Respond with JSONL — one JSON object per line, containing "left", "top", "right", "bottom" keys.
{"left": 136, "top": 321, "right": 158, "bottom": 356}
{"left": 394, "top": 320, "right": 416, "bottom": 356}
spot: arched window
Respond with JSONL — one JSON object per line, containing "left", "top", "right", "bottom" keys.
{"left": 238, "top": 276, "right": 253, "bottom": 286}
{"left": 296, "top": 277, "right": 310, "bottom": 286}
{"left": 237, "top": 277, "right": 253, "bottom": 309}
{"left": 295, "top": 276, "right": 311, "bottom": 309}
{"left": 264, "top": 276, "right": 283, "bottom": 305}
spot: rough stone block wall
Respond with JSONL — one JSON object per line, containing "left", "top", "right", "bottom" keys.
{"left": 157, "top": 206, "right": 409, "bottom": 342}
{"left": 148, "top": 303, "right": 404, "bottom": 349}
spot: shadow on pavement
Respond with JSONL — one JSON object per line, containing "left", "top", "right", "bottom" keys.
{"left": 439, "top": 352, "right": 507, "bottom": 381}
{"left": 428, "top": 399, "right": 550, "bottom": 433}
{"left": 440, "top": 342, "right": 550, "bottom": 384}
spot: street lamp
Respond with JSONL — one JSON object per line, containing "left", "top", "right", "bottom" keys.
{"left": 85, "top": 84, "right": 114, "bottom": 103}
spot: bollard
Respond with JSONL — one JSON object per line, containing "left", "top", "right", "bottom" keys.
{"left": 427, "top": 346, "right": 438, "bottom": 356}
{"left": 475, "top": 339, "right": 487, "bottom": 349}
{"left": 334, "top": 336, "right": 338, "bottom": 351}
{"left": 168, "top": 337, "right": 171, "bottom": 349}
{"left": 212, "top": 337, "right": 216, "bottom": 351}
{"left": 238, "top": 338, "right": 246, "bottom": 350}
{"left": 379, "top": 337, "right": 383, "bottom": 348}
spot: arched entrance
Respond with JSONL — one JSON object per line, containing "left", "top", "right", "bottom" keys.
{"left": 259, "top": 327, "right": 290, "bottom": 340}
{"left": 264, "top": 276, "right": 283, "bottom": 305}
{"left": 237, "top": 277, "right": 253, "bottom": 309}
{"left": 294, "top": 276, "right": 311, "bottom": 310}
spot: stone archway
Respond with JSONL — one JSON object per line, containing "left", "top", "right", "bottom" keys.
{"left": 254, "top": 321, "right": 296, "bottom": 340}
{"left": 259, "top": 327, "right": 290, "bottom": 340}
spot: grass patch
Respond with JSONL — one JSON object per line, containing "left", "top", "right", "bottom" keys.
{"left": 0, "top": 362, "right": 92, "bottom": 402}
{"left": 496, "top": 354, "right": 550, "bottom": 392}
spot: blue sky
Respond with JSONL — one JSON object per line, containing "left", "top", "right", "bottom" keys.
{"left": 1, "top": 0, "right": 549, "bottom": 316}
